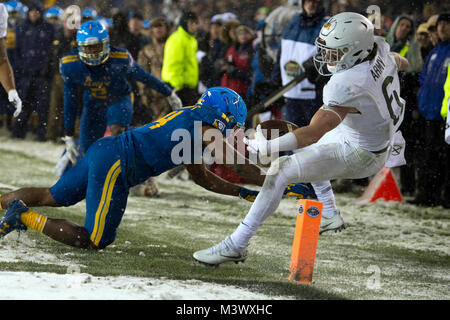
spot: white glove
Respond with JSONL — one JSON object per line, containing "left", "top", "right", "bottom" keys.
{"left": 166, "top": 90, "right": 183, "bottom": 110}
{"left": 62, "top": 136, "right": 79, "bottom": 165}
{"left": 55, "top": 152, "right": 70, "bottom": 177}
{"left": 244, "top": 124, "right": 269, "bottom": 156}
{"left": 8, "top": 89, "right": 22, "bottom": 117}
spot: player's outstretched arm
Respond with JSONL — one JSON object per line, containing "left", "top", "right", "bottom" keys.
{"left": 201, "top": 125, "right": 268, "bottom": 185}
{"left": 184, "top": 163, "right": 257, "bottom": 202}
{"left": 0, "top": 38, "right": 21, "bottom": 117}
{"left": 291, "top": 104, "right": 349, "bottom": 149}
{"left": 245, "top": 105, "right": 349, "bottom": 156}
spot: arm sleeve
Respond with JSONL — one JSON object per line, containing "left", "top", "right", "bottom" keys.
{"left": 61, "top": 62, "right": 79, "bottom": 136}
{"left": 126, "top": 51, "right": 172, "bottom": 97}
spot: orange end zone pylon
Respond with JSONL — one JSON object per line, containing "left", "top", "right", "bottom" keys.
{"left": 360, "top": 167, "right": 402, "bottom": 202}
{"left": 288, "top": 199, "right": 323, "bottom": 284}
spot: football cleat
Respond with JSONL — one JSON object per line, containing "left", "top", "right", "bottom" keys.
{"left": 0, "top": 200, "right": 28, "bottom": 238}
{"left": 193, "top": 236, "right": 247, "bottom": 266}
{"left": 319, "top": 209, "right": 346, "bottom": 234}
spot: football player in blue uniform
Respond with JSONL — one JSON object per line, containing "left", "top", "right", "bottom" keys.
{"left": 0, "top": 87, "right": 310, "bottom": 250}
{"left": 60, "top": 20, "right": 182, "bottom": 167}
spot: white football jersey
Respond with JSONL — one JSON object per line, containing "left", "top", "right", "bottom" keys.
{"left": 323, "top": 36, "right": 405, "bottom": 152}
{"left": 0, "top": 4, "right": 7, "bottom": 38}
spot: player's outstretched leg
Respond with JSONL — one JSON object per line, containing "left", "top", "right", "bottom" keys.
{"left": 193, "top": 236, "right": 247, "bottom": 266}
{"left": 0, "top": 199, "right": 95, "bottom": 249}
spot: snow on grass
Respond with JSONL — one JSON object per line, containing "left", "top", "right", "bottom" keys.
{"left": 0, "top": 271, "right": 293, "bottom": 300}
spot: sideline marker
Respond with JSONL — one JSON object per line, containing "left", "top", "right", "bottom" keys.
{"left": 360, "top": 167, "right": 402, "bottom": 202}
{"left": 288, "top": 199, "right": 323, "bottom": 284}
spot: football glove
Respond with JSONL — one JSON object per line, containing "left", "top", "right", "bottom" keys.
{"left": 166, "top": 89, "right": 183, "bottom": 110}
{"left": 243, "top": 124, "right": 269, "bottom": 156}
{"left": 239, "top": 187, "right": 259, "bottom": 202}
{"left": 283, "top": 183, "right": 311, "bottom": 199}
{"left": 8, "top": 89, "right": 22, "bottom": 117}
{"left": 62, "top": 136, "right": 79, "bottom": 165}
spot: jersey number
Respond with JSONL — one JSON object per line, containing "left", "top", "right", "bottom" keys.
{"left": 148, "top": 106, "right": 200, "bottom": 130}
{"left": 382, "top": 76, "right": 404, "bottom": 126}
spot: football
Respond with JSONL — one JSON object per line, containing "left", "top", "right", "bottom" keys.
{"left": 259, "top": 119, "right": 299, "bottom": 140}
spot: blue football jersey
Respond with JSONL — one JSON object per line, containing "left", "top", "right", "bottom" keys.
{"left": 118, "top": 105, "right": 234, "bottom": 186}
{"left": 60, "top": 46, "right": 172, "bottom": 136}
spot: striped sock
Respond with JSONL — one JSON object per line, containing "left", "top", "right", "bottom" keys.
{"left": 20, "top": 210, "right": 48, "bottom": 232}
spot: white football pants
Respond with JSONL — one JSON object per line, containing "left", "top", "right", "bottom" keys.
{"left": 230, "top": 127, "right": 390, "bottom": 249}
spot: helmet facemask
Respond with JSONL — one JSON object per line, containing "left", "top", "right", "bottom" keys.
{"left": 314, "top": 37, "right": 358, "bottom": 76}
{"left": 78, "top": 38, "right": 110, "bottom": 66}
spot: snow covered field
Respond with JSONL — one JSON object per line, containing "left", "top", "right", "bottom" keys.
{"left": 0, "top": 135, "right": 449, "bottom": 300}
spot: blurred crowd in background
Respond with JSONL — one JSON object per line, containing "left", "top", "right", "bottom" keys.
{"left": 0, "top": 0, "right": 449, "bottom": 207}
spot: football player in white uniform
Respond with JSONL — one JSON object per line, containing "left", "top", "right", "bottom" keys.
{"left": 0, "top": 3, "right": 21, "bottom": 117}
{"left": 193, "top": 12, "right": 409, "bottom": 266}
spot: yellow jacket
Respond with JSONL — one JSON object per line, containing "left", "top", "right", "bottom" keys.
{"left": 161, "top": 26, "right": 198, "bottom": 90}
{"left": 440, "top": 64, "right": 450, "bottom": 119}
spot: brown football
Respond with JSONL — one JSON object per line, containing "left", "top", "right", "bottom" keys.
{"left": 259, "top": 119, "right": 299, "bottom": 140}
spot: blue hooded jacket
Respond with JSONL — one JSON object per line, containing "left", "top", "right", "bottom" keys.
{"left": 14, "top": 3, "right": 56, "bottom": 76}
{"left": 417, "top": 41, "right": 450, "bottom": 120}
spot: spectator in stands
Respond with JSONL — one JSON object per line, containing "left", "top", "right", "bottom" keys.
{"left": 215, "top": 19, "right": 240, "bottom": 89}
{"left": 386, "top": 15, "right": 423, "bottom": 196}
{"left": 198, "top": 17, "right": 225, "bottom": 89}
{"left": 427, "top": 14, "right": 439, "bottom": 47}
{"left": 162, "top": 11, "right": 200, "bottom": 106}
{"left": 45, "top": 8, "right": 78, "bottom": 142}
{"left": 126, "top": 12, "right": 149, "bottom": 60}
{"left": 272, "top": 0, "right": 327, "bottom": 129}
{"left": 219, "top": 18, "right": 240, "bottom": 55}
{"left": 109, "top": 11, "right": 129, "bottom": 48}
{"left": 416, "top": 23, "right": 434, "bottom": 61}
{"left": 412, "top": 13, "right": 450, "bottom": 207}
{"left": 220, "top": 24, "right": 256, "bottom": 99}
{"left": 124, "top": 11, "right": 150, "bottom": 129}
{"left": 11, "top": 1, "right": 56, "bottom": 141}
{"left": 386, "top": 15, "right": 423, "bottom": 73}
{"left": 137, "top": 17, "right": 171, "bottom": 123}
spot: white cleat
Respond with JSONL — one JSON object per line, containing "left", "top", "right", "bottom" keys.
{"left": 320, "top": 209, "right": 346, "bottom": 234}
{"left": 193, "top": 237, "right": 247, "bottom": 266}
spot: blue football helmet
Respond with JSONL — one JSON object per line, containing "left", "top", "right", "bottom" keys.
{"left": 5, "top": 1, "right": 22, "bottom": 12}
{"left": 5, "top": 1, "right": 26, "bottom": 24}
{"left": 44, "top": 6, "right": 64, "bottom": 22}
{"left": 196, "top": 87, "right": 247, "bottom": 128}
{"left": 77, "top": 20, "right": 110, "bottom": 66}
{"left": 81, "top": 7, "right": 98, "bottom": 20}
